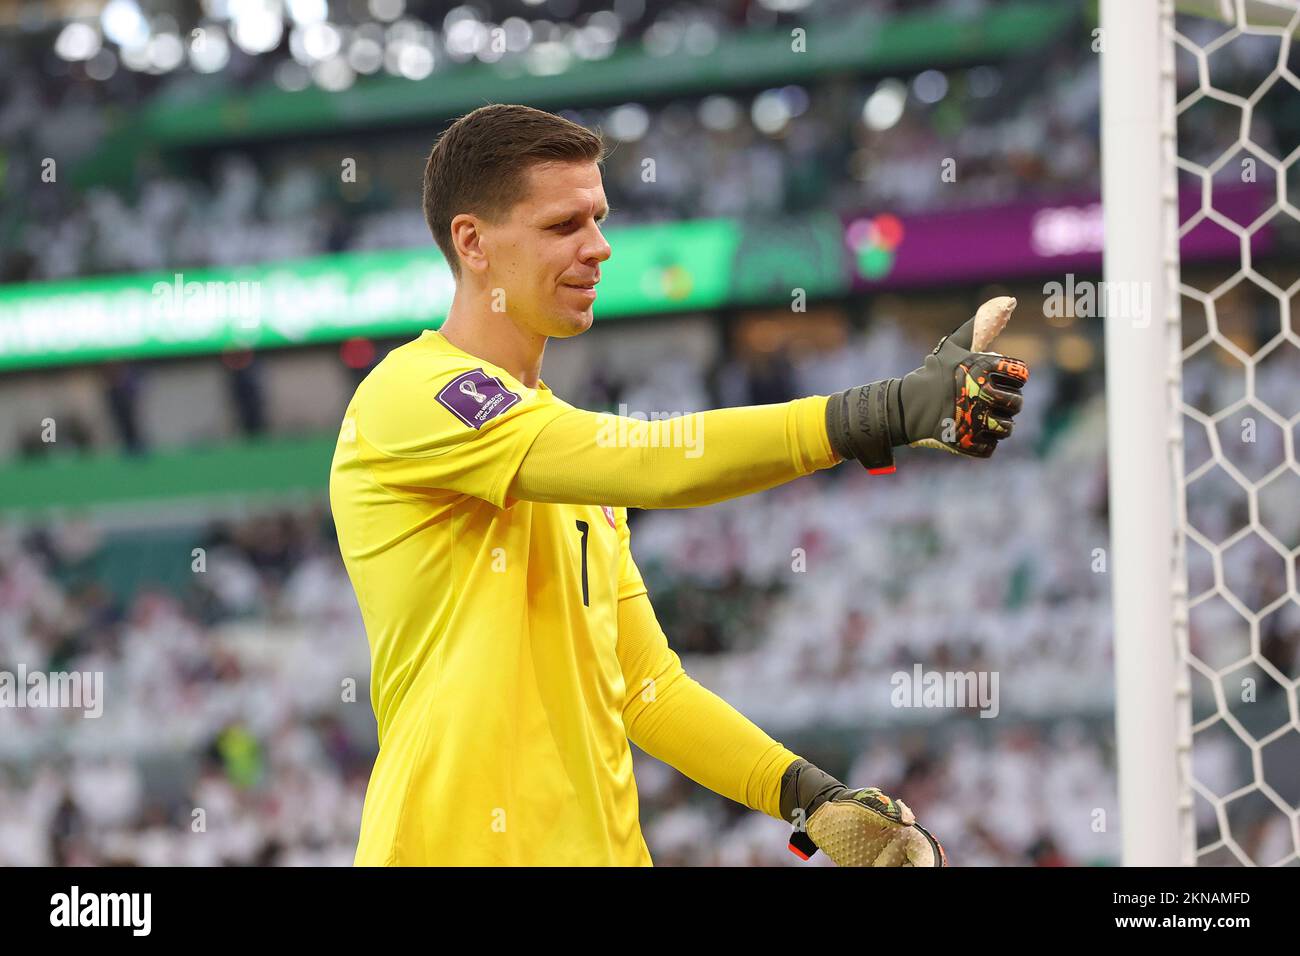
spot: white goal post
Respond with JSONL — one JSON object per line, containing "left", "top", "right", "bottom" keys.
{"left": 1102, "top": 0, "right": 1300, "bottom": 866}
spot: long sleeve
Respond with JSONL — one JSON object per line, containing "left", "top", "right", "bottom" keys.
{"left": 615, "top": 589, "right": 800, "bottom": 821}
{"left": 507, "top": 395, "right": 841, "bottom": 508}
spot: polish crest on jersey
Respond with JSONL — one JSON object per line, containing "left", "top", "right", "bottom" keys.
{"left": 436, "top": 369, "right": 522, "bottom": 429}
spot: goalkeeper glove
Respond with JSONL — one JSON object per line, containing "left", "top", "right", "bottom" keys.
{"left": 824, "top": 297, "right": 1030, "bottom": 473}
{"left": 780, "top": 758, "right": 947, "bottom": 867}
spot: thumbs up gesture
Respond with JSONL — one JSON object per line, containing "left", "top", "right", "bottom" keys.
{"left": 825, "top": 296, "right": 1031, "bottom": 471}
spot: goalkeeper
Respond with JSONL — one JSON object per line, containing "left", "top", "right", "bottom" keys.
{"left": 330, "top": 105, "right": 1029, "bottom": 867}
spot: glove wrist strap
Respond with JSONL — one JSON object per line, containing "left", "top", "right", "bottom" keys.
{"left": 825, "top": 379, "right": 901, "bottom": 472}
{"left": 779, "top": 758, "right": 846, "bottom": 861}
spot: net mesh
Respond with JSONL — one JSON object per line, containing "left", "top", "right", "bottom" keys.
{"left": 1169, "top": 0, "right": 1300, "bottom": 866}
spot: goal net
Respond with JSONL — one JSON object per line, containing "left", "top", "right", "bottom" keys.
{"left": 1103, "top": 0, "right": 1300, "bottom": 866}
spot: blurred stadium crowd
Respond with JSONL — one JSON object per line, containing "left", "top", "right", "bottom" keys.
{"left": 4, "top": 5, "right": 1292, "bottom": 283}
{"left": 2, "top": 0, "right": 1298, "bottom": 867}
{"left": 0, "top": 317, "right": 1116, "bottom": 866}
{"left": 4, "top": 53, "right": 1102, "bottom": 280}
{"left": 3, "top": 312, "right": 1295, "bottom": 866}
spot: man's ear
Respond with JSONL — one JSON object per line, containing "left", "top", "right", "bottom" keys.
{"left": 450, "top": 213, "right": 489, "bottom": 275}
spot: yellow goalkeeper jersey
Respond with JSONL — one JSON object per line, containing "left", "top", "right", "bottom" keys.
{"left": 330, "top": 329, "right": 652, "bottom": 866}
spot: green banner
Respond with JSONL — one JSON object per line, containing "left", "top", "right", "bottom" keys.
{"left": 0, "top": 435, "right": 338, "bottom": 513}
{"left": 0, "top": 218, "right": 742, "bottom": 371}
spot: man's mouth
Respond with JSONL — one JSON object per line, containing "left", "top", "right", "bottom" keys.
{"left": 562, "top": 280, "right": 598, "bottom": 300}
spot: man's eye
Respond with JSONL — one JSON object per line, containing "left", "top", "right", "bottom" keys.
{"left": 551, "top": 220, "right": 575, "bottom": 231}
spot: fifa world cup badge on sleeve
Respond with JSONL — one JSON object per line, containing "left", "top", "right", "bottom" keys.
{"left": 437, "top": 369, "right": 522, "bottom": 429}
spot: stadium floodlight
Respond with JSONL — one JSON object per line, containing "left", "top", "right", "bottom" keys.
{"left": 286, "top": 0, "right": 327, "bottom": 25}
{"left": 347, "top": 36, "right": 384, "bottom": 74}
{"left": 101, "top": 0, "right": 149, "bottom": 48}
{"left": 229, "top": 0, "right": 285, "bottom": 55}
{"left": 312, "top": 55, "right": 355, "bottom": 91}
{"left": 54, "top": 21, "right": 101, "bottom": 61}
{"left": 189, "top": 24, "right": 232, "bottom": 74}
{"left": 500, "top": 17, "right": 533, "bottom": 53}
{"left": 1101, "top": 0, "right": 1300, "bottom": 867}
{"left": 912, "top": 69, "right": 949, "bottom": 104}
{"left": 368, "top": 0, "right": 404, "bottom": 22}
{"left": 301, "top": 21, "right": 342, "bottom": 60}
{"left": 396, "top": 41, "right": 434, "bottom": 80}
{"left": 606, "top": 103, "right": 650, "bottom": 142}
{"left": 445, "top": 18, "right": 487, "bottom": 61}
{"left": 751, "top": 90, "right": 792, "bottom": 136}
{"left": 524, "top": 40, "right": 570, "bottom": 76}
{"left": 863, "top": 79, "right": 906, "bottom": 132}
{"left": 146, "top": 31, "right": 185, "bottom": 72}
{"left": 119, "top": 39, "right": 151, "bottom": 72}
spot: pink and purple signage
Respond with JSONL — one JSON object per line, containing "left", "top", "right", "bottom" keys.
{"left": 844, "top": 184, "right": 1275, "bottom": 290}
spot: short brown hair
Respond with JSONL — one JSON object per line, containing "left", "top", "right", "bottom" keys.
{"left": 422, "top": 104, "right": 606, "bottom": 279}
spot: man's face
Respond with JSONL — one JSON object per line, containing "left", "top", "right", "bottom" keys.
{"left": 475, "top": 160, "right": 612, "bottom": 338}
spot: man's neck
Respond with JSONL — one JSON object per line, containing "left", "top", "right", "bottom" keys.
{"left": 439, "top": 290, "right": 546, "bottom": 388}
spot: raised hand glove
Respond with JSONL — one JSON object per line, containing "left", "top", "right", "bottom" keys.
{"left": 780, "top": 758, "right": 947, "bottom": 867}
{"left": 825, "top": 296, "right": 1030, "bottom": 473}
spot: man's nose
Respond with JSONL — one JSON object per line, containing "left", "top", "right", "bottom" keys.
{"left": 583, "top": 228, "right": 612, "bottom": 264}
